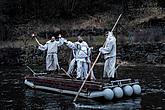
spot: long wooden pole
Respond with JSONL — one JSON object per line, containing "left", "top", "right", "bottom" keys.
{"left": 26, "top": 65, "right": 36, "bottom": 76}
{"left": 89, "top": 47, "right": 96, "bottom": 80}
{"left": 34, "top": 37, "right": 41, "bottom": 45}
{"left": 111, "top": 14, "right": 122, "bottom": 32}
{"left": 61, "top": 67, "right": 72, "bottom": 79}
{"left": 32, "top": 34, "right": 41, "bottom": 45}
{"left": 73, "top": 14, "right": 122, "bottom": 102}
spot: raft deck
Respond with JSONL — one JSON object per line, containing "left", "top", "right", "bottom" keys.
{"left": 25, "top": 74, "right": 139, "bottom": 93}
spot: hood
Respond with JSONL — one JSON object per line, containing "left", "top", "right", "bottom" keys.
{"left": 107, "top": 32, "right": 115, "bottom": 41}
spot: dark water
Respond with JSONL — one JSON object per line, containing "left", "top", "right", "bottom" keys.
{"left": 0, "top": 65, "right": 165, "bottom": 110}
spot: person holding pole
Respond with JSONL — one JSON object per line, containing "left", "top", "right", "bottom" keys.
{"left": 32, "top": 33, "right": 65, "bottom": 73}
{"left": 66, "top": 44, "right": 77, "bottom": 76}
{"left": 73, "top": 14, "right": 122, "bottom": 102}
{"left": 99, "top": 31, "right": 116, "bottom": 80}
{"left": 65, "top": 38, "right": 96, "bottom": 80}
{"left": 64, "top": 36, "right": 91, "bottom": 80}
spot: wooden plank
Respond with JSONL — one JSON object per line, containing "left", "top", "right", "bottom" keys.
{"left": 27, "top": 76, "right": 103, "bottom": 91}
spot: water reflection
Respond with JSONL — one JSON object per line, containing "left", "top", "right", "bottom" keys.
{"left": 24, "top": 89, "right": 141, "bottom": 110}
{"left": 24, "top": 89, "right": 75, "bottom": 110}
{"left": 0, "top": 65, "right": 165, "bottom": 110}
{"left": 74, "top": 98, "right": 141, "bottom": 110}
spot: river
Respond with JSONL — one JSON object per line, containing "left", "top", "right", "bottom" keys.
{"left": 0, "top": 65, "right": 165, "bottom": 110}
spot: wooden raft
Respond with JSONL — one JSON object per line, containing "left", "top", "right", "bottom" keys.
{"left": 26, "top": 76, "right": 103, "bottom": 92}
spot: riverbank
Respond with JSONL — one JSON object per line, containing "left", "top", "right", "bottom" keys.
{"left": 0, "top": 41, "right": 164, "bottom": 66}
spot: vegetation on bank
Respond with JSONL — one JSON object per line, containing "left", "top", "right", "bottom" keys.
{"left": 0, "top": 39, "right": 165, "bottom": 66}
{"left": 0, "top": 0, "right": 164, "bottom": 42}
{"left": 0, "top": 0, "right": 164, "bottom": 66}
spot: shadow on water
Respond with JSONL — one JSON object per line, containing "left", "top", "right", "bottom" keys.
{"left": 0, "top": 65, "right": 165, "bottom": 109}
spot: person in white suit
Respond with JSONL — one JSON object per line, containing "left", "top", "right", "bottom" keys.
{"left": 65, "top": 36, "right": 92, "bottom": 80}
{"left": 66, "top": 45, "right": 77, "bottom": 75}
{"left": 66, "top": 40, "right": 96, "bottom": 80}
{"left": 99, "top": 32, "right": 116, "bottom": 79}
{"left": 37, "top": 34, "right": 64, "bottom": 72}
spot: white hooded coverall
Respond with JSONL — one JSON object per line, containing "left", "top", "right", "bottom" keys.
{"left": 99, "top": 32, "right": 116, "bottom": 78}
{"left": 66, "top": 41, "right": 77, "bottom": 75}
{"left": 66, "top": 41, "right": 89, "bottom": 79}
{"left": 38, "top": 38, "right": 64, "bottom": 71}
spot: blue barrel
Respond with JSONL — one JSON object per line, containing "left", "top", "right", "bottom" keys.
{"left": 132, "top": 84, "right": 141, "bottom": 95}
{"left": 113, "top": 87, "right": 123, "bottom": 98}
{"left": 103, "top": 89, "right": 114, "bottom": 100}
{"left": 123, "top": 85, "right": 133, "bottom": 96}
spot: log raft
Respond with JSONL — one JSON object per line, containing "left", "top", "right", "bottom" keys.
{"left": 24, "top": 74, "right": 141, "bottom": 101}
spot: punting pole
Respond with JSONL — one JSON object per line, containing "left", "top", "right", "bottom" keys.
{"left": 61, "top": 68, "right": 72, "bottom": 79}
{"left": 73, "top": 14, "right": 122, "bottom": 102}
{"left": 26, "top": 65, "right": 36, "bottom": 76}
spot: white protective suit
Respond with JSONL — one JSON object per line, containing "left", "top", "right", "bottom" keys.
{"left": 38, "top": 38, "right": 64, "bottom": 71}
{"left": 66, "top": 41, "right": 90, "bottom": 79}
{"left": 99, "top": 32, "right": 116, "bottom": 78}
{"left": 66, "top": 44, "right": 77, "bottom": 75}
{"left": 66, "top": 41, "right": 96, "bottom": 80}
